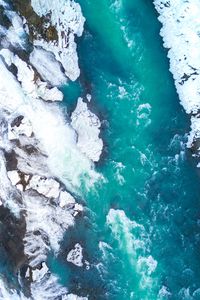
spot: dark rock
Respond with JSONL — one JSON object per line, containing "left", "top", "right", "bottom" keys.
{"left": 4, "top": 150, "right": 18, "bottom": 171}
{"left": 11, "top": 115, "right": 24, "bottom": 128}
{"left": 12, "top": 0, "right": 58, "bottom": 43}
{"left": 0, "top": 206, "right": 27, "bottom": 271}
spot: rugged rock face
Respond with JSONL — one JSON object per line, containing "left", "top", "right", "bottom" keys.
{"left": 11, "top": 0, "right": 85, "bottom": 83}
{"left": 0, "top": 0, "right": 102, "bottom": 298}
{"left": 0, "top": 205, "right": 27, "bottom": 270}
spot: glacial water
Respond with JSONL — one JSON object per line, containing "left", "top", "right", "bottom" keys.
{"left": 51, "top": 1, "right": 200, "bottom": 299}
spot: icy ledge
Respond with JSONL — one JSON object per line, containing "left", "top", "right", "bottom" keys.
{"left": 30, "top": 0, "right": 85, "bottom": 82}
{"left": 154, "top": 0, "right": 200, "bottom": 156}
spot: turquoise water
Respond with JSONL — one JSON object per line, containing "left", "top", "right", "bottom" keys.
{"left": 55, "top": 1, "right": 200, "bottom": 299}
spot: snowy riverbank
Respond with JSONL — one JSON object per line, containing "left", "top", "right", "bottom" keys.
{"left": 0, "top": 0, "right": 103, "bottom": 298}
{"left": 154, "top": 0, "right": 200, "bottom": 160}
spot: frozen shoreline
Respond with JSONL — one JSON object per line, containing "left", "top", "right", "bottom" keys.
{"left": 154, "top": 0, "right": 200, "bottom": 159}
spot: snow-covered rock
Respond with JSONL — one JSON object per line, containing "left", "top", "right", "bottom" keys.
{"left": 31, "top": 0, "right": 85, "bottom": 81}
{"left": 74, "top": 203, "right": 83, "bottom": 212}
{"left": 8, "top": 116, "right": 33, "bottom": 140}
{"left": 24, "top": 191, "right": 74, "bottom": 267}
{"left": 32, "top": 263, "right": 49, "bottom": 282}
{"left": 0, "top": 48, "right": 64, "bottom": 101}
{"left": 71, "top": 98, "right": 103, "bottom": 162}
{"left": 36, "top": 81, "right": 63, "bottom": 102}
{"left": 7, "top": 170, "right": 20, "bottom": 186}
{"left": 31, "top": 0, "right": 84, "bottom": 37}
{"left": 0, "top": 1, "right": 100, "bottom": 298}
{"left": 59, "top": 191, "right": 76, "bottom": 208}
{"left": 67, "top": 243, "right": 83, "bottom": 267}
{"left": 1, "top": 9, "right": 27, "bottom": 49}
{"left": 154, "top": 0, "right": 200, "bottom": 114}
{"left": 187, "top": 116, "right": 200, "bottom": 148}
{"left": 59, "top": 191, "right": 83, "bottom": 216}
{"left": 7, "top": 170, "right": 30, "bottom": 192}
{"left": 27, "top": 175, "right": 60, "bottom": 198}
{"left": 30, "top": 47, "right": 68, "bottom": 86}
{"left": 154, "top": 0, "right": 200, "bottom": 154}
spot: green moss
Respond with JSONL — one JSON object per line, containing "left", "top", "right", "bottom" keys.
{"left": 12, "top": 0, "right": 58, "bottom": 43}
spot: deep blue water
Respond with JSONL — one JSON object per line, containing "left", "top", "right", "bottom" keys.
{"left": 54, "top": 1, "right": 200, "bottom": 299}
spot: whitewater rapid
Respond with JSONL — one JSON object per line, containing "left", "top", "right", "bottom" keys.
{"left": 0, "top": 0, "right": 103, "bottom": 298}
{"left": 106, "top": 209, "right": 158, "bottom": 300}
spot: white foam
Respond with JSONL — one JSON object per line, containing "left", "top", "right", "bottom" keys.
{"left": 0, "top": 56, "right": 99, "bottom": 190}
{"left": 106, "top": 209, "right": 157, "bottom": 290}
{"left": 158, "top": 286, "right": 171, "bottom": 299}
{"left": 0, "top": 2, "right": 100, "bottom": 298}
{"left": 137, "top": 255, "right": 158, "bottom": 289}
{"left": 2, "top": 9, "right": 27, "bottom": 49}
{"left": 137, "top": 103, "right": 151, "bottom": 127}
{"left": 24, "top": 191, "right": 74, "bottom": 266}
{"left": 114, "top": 161, "right": 125, "bottom": 185}
{"left": 0, "top": 277, "right": 28, "bottom": 300}
{"left": 30, "top": 273, "right": 68, "bottom": 300}
{"left": 0, "top": 35, "right": 100, "bottom": 299}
